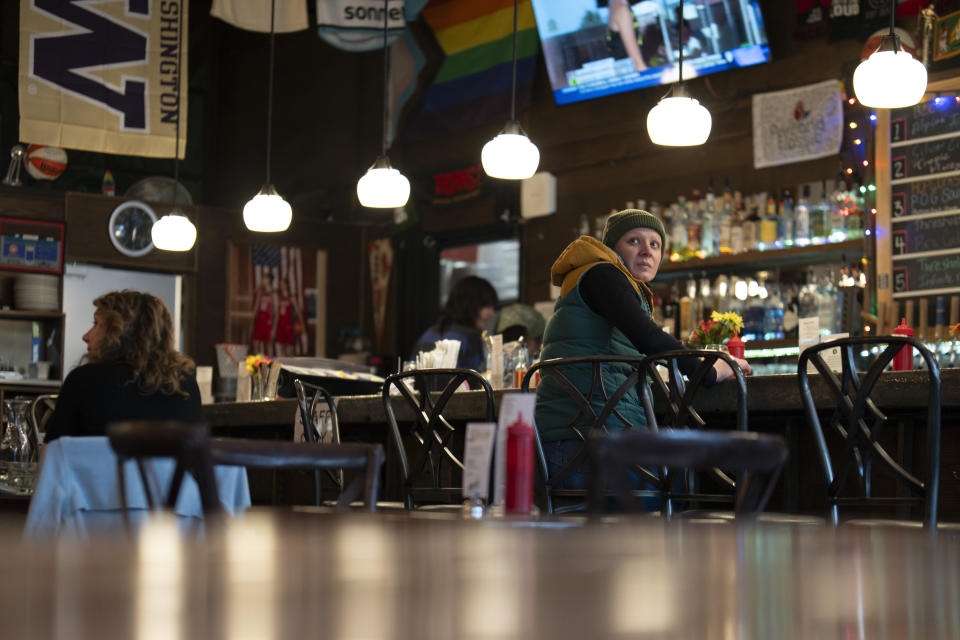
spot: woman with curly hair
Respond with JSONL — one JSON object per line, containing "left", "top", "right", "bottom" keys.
{"left": 44, "top": 290, "right": 201, "bottom": 443}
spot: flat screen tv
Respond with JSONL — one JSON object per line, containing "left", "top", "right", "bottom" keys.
{"left": 531, "top": 0, "right": 771, "bottom": 106}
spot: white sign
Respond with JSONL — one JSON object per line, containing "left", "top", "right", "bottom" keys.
{"left": 752, "top": 79, "right": 844, "bottom": 169}
{"left": 462, "top": 422, "right": 497, "bottom": 502}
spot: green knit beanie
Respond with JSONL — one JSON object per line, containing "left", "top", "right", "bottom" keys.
{"left": 602, "top": 209, "right": 666, "bottom": 253}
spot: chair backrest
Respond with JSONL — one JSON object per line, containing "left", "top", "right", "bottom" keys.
{"left": 637, "top": 348, "right": 749, "bottom": 516}
{"left": 30, "top": 393, "right": 57, "bottom": 448}
{"left": 521, "top": 355, "right": 649, "bottom": 514}
{"left": 797, "top": 336, "right": 941, "bottom": 528}
{"left": 381, "top": 368, "right": 494, "bottom": 509}
{"left": 293, "top": 379, "right": 343, "bottom": 504}
{"left": 588, "top": 429, "right": 788, "bottom": 516}
{"left": 208, "top": 439, "right": 385, "bottom": 511}
{"left": 106, "top": 421, "right": 224, "bottom": 530}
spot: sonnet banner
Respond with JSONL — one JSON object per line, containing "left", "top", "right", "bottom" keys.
{"left": 19, "top": 0, "right": 188, "bottom": 158}
{"left": 752, "top": 79, "right": 843, "bottom": 169}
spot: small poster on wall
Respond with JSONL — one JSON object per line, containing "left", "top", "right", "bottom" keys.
{"left": 0, "top": 217, "right": 63, "bottom": 274}
{"left": 752, "top": 79, "right": 843, "bottom": 169}
{"left": 934, "top": 10, "right": 960, "bottom": 61}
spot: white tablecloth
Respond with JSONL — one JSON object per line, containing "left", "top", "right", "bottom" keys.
{"left": 24, "top": 436, "right": 251, "bottom": 538}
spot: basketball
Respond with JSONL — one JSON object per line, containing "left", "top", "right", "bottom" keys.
{"left": 25, "top": 144, "right": 68, "bottom": 180}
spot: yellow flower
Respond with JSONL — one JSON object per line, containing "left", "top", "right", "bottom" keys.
{"left": 710, "top": 310, "right": 744, "bottom": 333}
{"left": 245, "top": 354, "right": 272, "bottom": 374}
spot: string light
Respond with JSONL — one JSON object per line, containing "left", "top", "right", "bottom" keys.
{"left": 853, "top": 138, "right": 862, "bottom": 145}
{"left": 846, "top": 168, "right": 854, "bottom": 174}
{"left": 862, "top": 160, "right": 870, "bottom": 167}
{"left": 849, "top": 122, "right": 858, "bottom": 129}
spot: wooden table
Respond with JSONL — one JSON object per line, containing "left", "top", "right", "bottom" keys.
{"left": 4, "top": 512, "right": 958, "bottom": 639}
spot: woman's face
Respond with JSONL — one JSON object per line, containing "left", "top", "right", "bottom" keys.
{"left": 613, "top": 227, "right": 662, "bottom": 282}
{"left": 83, "top": 309, "right": 107, "bottom": 360}
{"left": 476, "top": 305, "right": 496, "bottom": 330}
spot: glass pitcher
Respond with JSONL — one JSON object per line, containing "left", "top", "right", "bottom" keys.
{"left": 1, "top": 397, "right": 34, "bottom": 465}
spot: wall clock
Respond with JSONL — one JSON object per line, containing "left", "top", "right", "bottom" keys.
{"left": 108, "top": 200, "right": 156, "bottom": 257}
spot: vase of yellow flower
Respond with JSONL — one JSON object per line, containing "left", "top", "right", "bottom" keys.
{"left": 245, "top": 354, "right": 272, "bottom": 401}
{"left": 687, "top": 311, "right": 745, "bottom": 350}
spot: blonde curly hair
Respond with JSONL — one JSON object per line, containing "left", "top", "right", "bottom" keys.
{"left": 91, "top": 290, "right": 195, "bottom": 396}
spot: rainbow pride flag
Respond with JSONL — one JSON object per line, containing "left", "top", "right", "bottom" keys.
{"left": 404, "top": 0, "right": 539, "bottom": 140}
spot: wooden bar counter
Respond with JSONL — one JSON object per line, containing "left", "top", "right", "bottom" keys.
{"left": 203, "top": 369, "right": 960, "bottom": 517}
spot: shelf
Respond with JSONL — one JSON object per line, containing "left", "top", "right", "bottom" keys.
{"left": 656, "top": 240, "right": 864, "bottom": 280}
{"left": 0, "top": 309, "right": 63, "bottom": 320}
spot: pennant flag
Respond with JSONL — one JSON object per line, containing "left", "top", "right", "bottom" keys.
{"left": 404, "top": 0, "right": 539, "bottom": 141}
{"left": 19, "top": 0, "right": 189, "bottom": 158}
{"left": 211, "top": 0, "right": 309, "bottom": 33}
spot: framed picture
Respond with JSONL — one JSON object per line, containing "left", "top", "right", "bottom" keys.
{"left": 934, "top": 10, "right": 960, "bottom": 62}
{"left": 0, "top": 217, "right": 64, "bottom": 274}
{"left": 226, "top": 242, "right": 327, "bottom": 358}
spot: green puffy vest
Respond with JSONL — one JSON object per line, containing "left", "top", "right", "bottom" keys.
{"left": 534, "top": 265, "right": 649, "bottom": 442}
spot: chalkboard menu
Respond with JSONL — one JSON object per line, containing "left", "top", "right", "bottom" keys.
{"left": 890, "top": 98, "right": 960, "bottom": 298}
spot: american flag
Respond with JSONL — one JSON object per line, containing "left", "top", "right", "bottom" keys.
{"left": 252, "top": 244, "right": 308, "bottom": 354}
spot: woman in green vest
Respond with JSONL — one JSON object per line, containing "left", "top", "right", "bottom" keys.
{"left": 534, "top": 209, "right": 750, "bottom": 489}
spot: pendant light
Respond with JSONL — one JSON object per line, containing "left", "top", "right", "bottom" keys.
{"left": 853, "top": 0, "right": 927, "bottom": 108}
{"left": 646, "top": 0, "right": 711, "bottom": 147}
{"left": 152, "top": 0, "right": 197, "bottom": 252}
{"left": 356, "top": 0, "right": 410, "bottom": 208}
{"left": 243, "top": 0, "right": 292, "bottom": 231}
{"left": 481, "top": 0, "right": 540, "bottom": 180}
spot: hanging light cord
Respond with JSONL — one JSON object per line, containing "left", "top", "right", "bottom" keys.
{"left": 509, "top": 0, "right": 519, "bottom": 122}
{"left": 677, "top": 0, "right": 684, "bottom": 86}
{"left": 266, "top": 0, "right": 276, "bottom": 184}
{"left": 381, "top": 0, "right": 390, "bottom": 157}
{"left": 172, "top": 0, "right": 184, "bottom": 208}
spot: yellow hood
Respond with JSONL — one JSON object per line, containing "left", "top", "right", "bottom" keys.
{"left": 550, "top": 235, "right": 653, "bottom": 305}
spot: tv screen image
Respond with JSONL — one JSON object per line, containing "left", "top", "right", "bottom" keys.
{"left": 531, "top": 0, "right": 770, "bottom": 106}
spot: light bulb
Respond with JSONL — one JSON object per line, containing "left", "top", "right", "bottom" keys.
{"left": 647, "top": 95, "right": 712, "bottom": 146}
{"left": 853, "top": 49, "right": 927, "bottom": 108}
{"left": 481, "top": 123, "right": 540, "bottom": 179}
{"left": 243, "top": 185, "right": 292, "bottom": 232}
{"left": 357, "top": 162, "right": 410, "bottom": 208}
{"left": 151, "top": 211, "right": 197, "bottom": 251}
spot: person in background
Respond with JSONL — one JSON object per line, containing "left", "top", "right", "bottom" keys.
{"left": 411, "top": 275, "right": 498, "bottom": 371}
{"left": 251, "top": 274, "right": 277, "bottom": 356}
{"left": 535, "top": 209, "right": 751, "bottom": 488}
{"left": 607, "top": 0, "right": 648, "bottom": 72}
{"left": 274, "top": 278, "right": 303, "bottom": 357}
{"left": 44, "top": 290, "right": 201, "bottom": 443}
{"left": 496, "top": 303, "right": 547, "bottom": 358}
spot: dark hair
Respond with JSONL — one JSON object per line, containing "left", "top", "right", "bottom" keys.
{"left": 439, "top": 276, "right": 498, "bottom": 332}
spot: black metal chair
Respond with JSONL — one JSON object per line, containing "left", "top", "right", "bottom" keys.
{"left": 106, "top": 421, "right": 224, "bottom": 531}
{"left": 293, "top": 379, "right": 343, "bottom": 505}
{"left": 637, "top": 348, "right": 750, "bottom": 517}
{"left": 797, "top": 336, "right": 943, "bottom": 530}
{"left": 521, "top": 355, "right": 650, "bottom": 514}
{"left": 589, "top": 429, "right": 788, "bottom": 517}
{"left": 208, "top": 439, "right": 385, "bottom": 511}
{"left": 381, "top": 368, "right": 495, "bottom": 509}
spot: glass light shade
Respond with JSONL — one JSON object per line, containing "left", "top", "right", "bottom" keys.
{"left": 243, "top": 185, "right": 292, "bottom": 232}
{"left": 357, "top": 166, "right": 410, "bottom": 208}
{"left": 151, "top": 211, "right": 196, "bottom": 251}
{"left": 481, "top": 132, "right": 540, "bottom": 179}
{"left": 647, "top": 96, "right": 712, "bottom": 146}
{"left": 853, "top": 50, "right": 927, "bottom": 108}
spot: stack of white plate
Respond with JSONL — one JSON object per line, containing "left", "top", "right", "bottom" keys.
{"left": 14, "top": 273, "right": 59, "bottom": 311}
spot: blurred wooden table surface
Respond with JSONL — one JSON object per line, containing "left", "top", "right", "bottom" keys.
{"left": 4, "top": 511, "right": 958, "bottom": 639}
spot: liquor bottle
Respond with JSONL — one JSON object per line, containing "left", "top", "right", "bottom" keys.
{"left": 795, "top": 185, "right": 811, "bottom": 246}
{"left": 810, "top": 180, "right": 829, "bottom": 244}
{"left": 717, "top": 179, "right": 733, "bottom": 254}
{"left": 759, "top": 191, "right": 778, "bottom": 250}
{"left": 680, "top": 196, "right": 701, "bottom": 255}
{"left": 729, "top": 189, "right": 745, "bottom": 254}
{"left": 828, "top": 183, "right": 847, "bottom": 243}
{"left": 778, "top": 188, "right": 795, "bottom": 248}
{"left": 670, "top": 202, "right": 687, "bottom": 259}
{"left": 741, "top": 193, "right": 759, "bottom": 252}
{"left": 700, "top": 196, "right": 716, "bottom": 258}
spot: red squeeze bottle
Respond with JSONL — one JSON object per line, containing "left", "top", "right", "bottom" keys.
{"left": 726, "top": 333, "right": 745, "bottom": 360}
{"left": 506, "top": 412, "right": 534, "bottom": 514}
{"left": 893, "top": 318, "right": 914, "bottom": 371}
